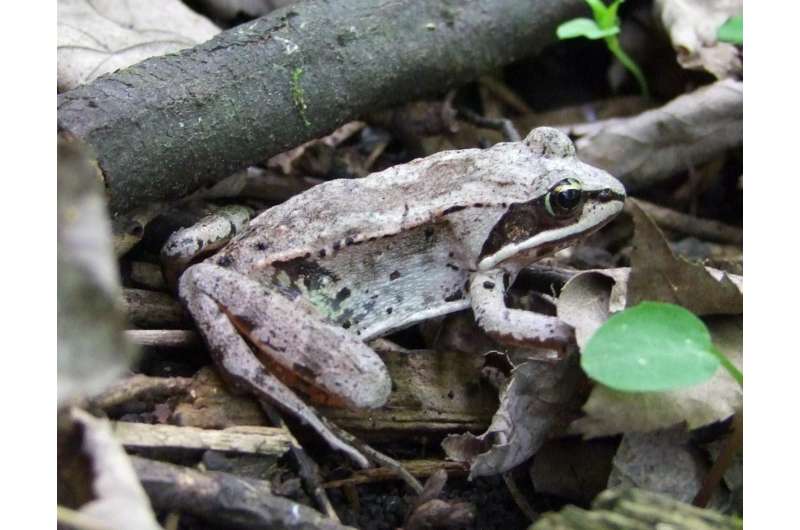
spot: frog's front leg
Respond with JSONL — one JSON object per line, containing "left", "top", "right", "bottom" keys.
{"left": 469, "top": 269, "right": 574, "bottom": 357}
{"left": 179, "top": 263, "right": 391, "bottom": 468}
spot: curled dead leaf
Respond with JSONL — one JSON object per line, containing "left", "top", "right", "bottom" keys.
{"left": 556, "top": 201, "right": 742, "bottom": 437}
{"left": 655, "top": 0, "right": 742, "bottom": 79}
{"left": 442, "top": 354, "right": 584, "bottom": 478}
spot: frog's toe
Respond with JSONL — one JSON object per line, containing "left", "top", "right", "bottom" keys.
{"left": 344, "top": 361, "right": 391, "bottom": 409}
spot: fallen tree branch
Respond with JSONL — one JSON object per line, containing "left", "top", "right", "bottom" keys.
{"left": 57, "top": 0, "right": 585, "bottom": 216}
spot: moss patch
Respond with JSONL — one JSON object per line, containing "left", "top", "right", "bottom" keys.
{"left": 290, "top": 67, "right": 311, "bottom": 127}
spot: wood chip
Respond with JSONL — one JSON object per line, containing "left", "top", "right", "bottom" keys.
{"left": 111, "top": 422, "right": 291, "bottom": 456}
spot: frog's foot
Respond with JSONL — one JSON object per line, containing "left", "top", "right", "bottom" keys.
{"left": 469, "top": 270, "right": 575, "bottom": 358}
{"left": 179, "top": 263, "right": 392, "bottom": 468}
{"left": 161, "top": 205, "right": 253, "bottom": 290}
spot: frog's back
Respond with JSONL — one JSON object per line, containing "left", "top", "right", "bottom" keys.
{"left": 215, "top": 141, "right": 541, "bottom": 270}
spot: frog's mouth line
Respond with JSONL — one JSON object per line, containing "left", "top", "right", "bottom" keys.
{"left": 478, "top": 198, "right": 624, "bottom": 270}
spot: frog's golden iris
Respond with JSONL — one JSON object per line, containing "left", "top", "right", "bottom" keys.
{"left": 544, "top": 178, "right": 584, "bottom": 217}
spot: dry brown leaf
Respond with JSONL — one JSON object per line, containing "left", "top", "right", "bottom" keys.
{"left": 557, "top": 202, "right": 742, "bottom": 437}
{"left": 655, "top": 0, "right": 742, "bottom": 79}
{"left": 626, "top": 201, "right": 742, "bottom": 314}
{"left": 442, "top": 354, "right": 583, "bottom": 478}
{"left": 58, "top": 0, "right": 219, "bottom": 91}
{"left": 558, "top": 270, "right": 742, "bottom": 436}
{"left": 558, "top": 201, "right": 743, "bottom": 346}
{"left": 570, "top": 314, "right": 741, "bottom": 438}
{"left": 574, "top": 80, "right": 742, "bottom": 191}
{"left": 529, "top": 438, "right": 617, "bottom": 504}
{"left": 557, "top": 269, "right": 628, "bottom": 349}
{"left": 267, "top": 121, "right": 366, "bottom": 175}
{"left": 608, "top": 424, "right": 729, "bottom": 506}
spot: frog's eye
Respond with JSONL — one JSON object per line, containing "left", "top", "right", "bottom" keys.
{"left": 544, "top": 178, "right": 583, "bottom": 217}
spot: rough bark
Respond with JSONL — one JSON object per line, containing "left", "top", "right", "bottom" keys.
{"left": 57, "top": 0, "right": 585, "bottom": 216}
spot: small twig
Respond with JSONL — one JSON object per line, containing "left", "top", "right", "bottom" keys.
{"left": 629, "top": 198, "right": 743, "bottom": 245}
{"left": 457, "top": 107, "right": 522, "bottom": 142}
{"left": 123, "top": 288, "right": 187, "bottom": 328}
{"left": 363, "top": 141, "right": 389, "bottom": 172}
{"left": 111, "top": 422, "right": 292, "bottom": 456}
{"left": 479, "top": 76, "right": 533, "bottom": 115}
{"left": 323, "top": 418, "right": 424, "bottom": 494}
{"left": 90, "top": 374, "right": 192, "bottom": 411}
{"left": 261, "top": 401, "right": 341, "bottom": 522}
{"left": 125, "top": 329, "right": 199, "bottom": 348}
{"left": 323, "top": 460, "right": 468, "bottom": 489}
{"left": 693, "top": 411, "right": 743, "bottom": 507}
{"left": 131, "top": 457, "right": 354, "bottom": 530}
{"left": 502, "top": 471, "right": 538, "bottom": 522}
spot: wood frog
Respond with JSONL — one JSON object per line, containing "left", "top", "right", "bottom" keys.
{"left": 171, "top": 127, "right": 625, "bottom": 466}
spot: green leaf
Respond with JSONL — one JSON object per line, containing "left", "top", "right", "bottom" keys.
{"left": 603, "top": 0, "right": 625, "bottom": 29}
{"left": 557, "top": 18, "right": 620, "bottom": 40}
{"left": 581, "top": 302, "right": 721, "bottom": 392}
{"left": 584, "top": 0, "right": 610, "bottom": 23}
{"left": 717, "top": 15, "right": 743, "bottom": 44}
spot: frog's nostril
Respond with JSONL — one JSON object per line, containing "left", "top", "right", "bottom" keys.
{"left": 597, "top": 189, "right": 625, "bottom": 202}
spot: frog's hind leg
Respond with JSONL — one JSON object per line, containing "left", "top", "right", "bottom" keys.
{"left": 179, "top": 263, "right": 384, "bottom": 468}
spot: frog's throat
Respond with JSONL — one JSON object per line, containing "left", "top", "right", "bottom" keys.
{"left": 477, "top": 200, "right": 623, "bottom": 271}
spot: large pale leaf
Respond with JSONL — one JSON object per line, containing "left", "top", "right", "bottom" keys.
{"left": 58, "top": 135, "right": 137, "bottom": 405}
{"left": 58, "top": 0, "right": 219, "bottom": 91}
{"left": 70, "top": 409, "right": 162, "bottom": 530}
{"left": 575, "top": 80, "right": 742, "bottom": 191}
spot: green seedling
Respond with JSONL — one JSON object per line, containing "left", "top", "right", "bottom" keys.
{"left": 717, "top": 15, "right": 743, "bottom": 45}
{"left": 581, "top": 302, "right": 742, "bottom": 392}
{"left": 556, "top": 0, "right": 649, "bottom": 97}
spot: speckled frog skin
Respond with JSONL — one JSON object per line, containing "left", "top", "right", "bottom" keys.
{"left": 178, "top": 127, "right": 625, "bottom": 466}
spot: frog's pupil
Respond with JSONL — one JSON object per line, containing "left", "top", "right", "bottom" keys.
{"left": 556, "top": 188, "right": 580, "bottom": 209}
